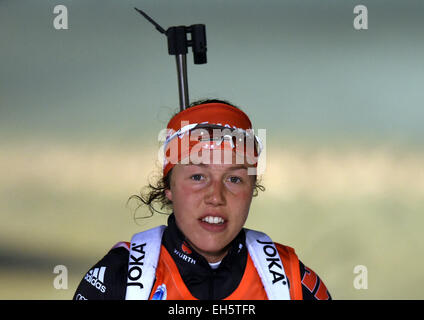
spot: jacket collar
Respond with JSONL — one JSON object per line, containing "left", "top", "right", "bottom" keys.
{"left": 162, "top": 213, "right": 248, "bottom": 299}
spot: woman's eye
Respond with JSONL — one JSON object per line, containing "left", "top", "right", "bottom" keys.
{"left": 228, "top": 176, "right": 242, "bottom": 184}
{"left": 191, "top": 174, "right": 204, "bottom": 181}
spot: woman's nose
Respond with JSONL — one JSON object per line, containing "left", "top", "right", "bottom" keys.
{"left": 204, "top": 180, "right": 226, "bottom": 206}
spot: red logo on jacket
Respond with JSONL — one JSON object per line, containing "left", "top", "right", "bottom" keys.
{"left": 181, "top": 241, "right": 192, "bottom": 255}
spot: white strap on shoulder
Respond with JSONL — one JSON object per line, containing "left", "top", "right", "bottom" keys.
{"left": 125, "top": 225, "right": 166, "bottom": 300}
{"left": 245, "top": 229, "right": 291, "bottom": 300}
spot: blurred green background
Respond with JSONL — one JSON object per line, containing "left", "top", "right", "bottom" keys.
{"left": 1, "top": 0, "right": 423, "bottom": 299}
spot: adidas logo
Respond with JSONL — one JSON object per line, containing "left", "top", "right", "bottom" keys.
{"left": 84, "top": 266, "right": 107, "bottom": 293}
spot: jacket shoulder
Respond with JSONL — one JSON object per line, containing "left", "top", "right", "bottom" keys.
{"left": 298, "top": 260, "right": 332, "bottom": 300}
{"left": 73, "top": 244, "right": 129, "bottom": 300}
{"left": 274, "top": 243, "right": 332, "bottom": 300}
{"left": 274, "top": 242, "right": 296, "bottom": 255}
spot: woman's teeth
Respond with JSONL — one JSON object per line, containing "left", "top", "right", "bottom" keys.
{"left": 202, "top": 216, "right": 224, "bottom": 224}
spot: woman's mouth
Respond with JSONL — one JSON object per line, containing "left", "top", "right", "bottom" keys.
{"left": 201, "top": 216, "right": 225, "bottom": 225}
{"left": 199, "top": 215, "right": 227, "bottom": 232}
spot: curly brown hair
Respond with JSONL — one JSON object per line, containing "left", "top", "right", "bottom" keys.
{"left": 127, "top": 98, "right": 265, "bottom": 218}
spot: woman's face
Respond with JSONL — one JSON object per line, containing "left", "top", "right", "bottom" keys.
{"left": 165, "top": 158, "right": 256, "bottom": 262}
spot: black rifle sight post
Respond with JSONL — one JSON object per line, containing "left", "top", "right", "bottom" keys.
{"left": 134, "top": 8, "right": 207, "bottom": 111}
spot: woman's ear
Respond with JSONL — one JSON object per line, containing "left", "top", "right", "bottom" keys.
{"left": 165, "top": 188, "right": 173, "bottom": 202}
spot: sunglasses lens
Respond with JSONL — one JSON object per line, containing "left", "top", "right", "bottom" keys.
{"left": 190, "top": 126, "right": 260, "bottom": 156}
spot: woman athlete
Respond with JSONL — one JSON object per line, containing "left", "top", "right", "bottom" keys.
{"left": 73, "top": 99, "right": 331, "bottom": 300}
